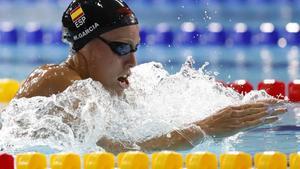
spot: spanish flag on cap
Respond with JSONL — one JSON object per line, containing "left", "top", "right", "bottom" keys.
{"left": 70, "top": 5, "right": 84, "bottom": 22}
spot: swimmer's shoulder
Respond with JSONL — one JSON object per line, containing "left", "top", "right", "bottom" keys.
{"left": 15, "top": 64, "right": 82, "bottom": 98}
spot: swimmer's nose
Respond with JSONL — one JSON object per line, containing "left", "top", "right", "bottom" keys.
{"left": 125, "top": 52, "right": 137, "bottom": 69}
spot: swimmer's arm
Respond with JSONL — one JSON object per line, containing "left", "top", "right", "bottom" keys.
{"left": 137, "top": 124, "right": 206, "bottom": 151}
{"left": 96, "top": 125, "right": 205, "bottom": 154}
{"left": 97, "top": 99, "right": 287, "bottom": 153}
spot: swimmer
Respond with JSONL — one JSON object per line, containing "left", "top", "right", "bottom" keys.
{"left": 14, "top": 0, "right": 287, "bottom": 153}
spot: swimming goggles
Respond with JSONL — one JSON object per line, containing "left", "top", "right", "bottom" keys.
{"left": 98, "top": 36, "right": 139, "bottom": 56}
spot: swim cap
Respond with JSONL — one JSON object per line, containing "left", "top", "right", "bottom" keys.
{"left": 62, "top": 0, "right": 138, "bottom": 51}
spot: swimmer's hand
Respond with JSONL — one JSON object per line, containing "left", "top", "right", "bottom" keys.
{"left": 197, "top": 99, "right": 288, "bottom": 138}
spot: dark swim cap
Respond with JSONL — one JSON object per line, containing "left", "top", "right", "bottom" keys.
{"left": 62, "top": 0, "right": 138, "bottom": 51}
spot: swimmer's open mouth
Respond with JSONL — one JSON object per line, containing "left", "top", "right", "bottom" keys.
{"left": 117, "top": 74, "right": 130, "bottom": 89}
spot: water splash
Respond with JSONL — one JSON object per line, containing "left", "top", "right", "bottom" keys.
{"left": 0, "top": 57, "right": 272, "bottom": 154}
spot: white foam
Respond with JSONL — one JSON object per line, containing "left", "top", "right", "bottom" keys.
{"left": 0, "top": 58, "right": 272, "bottom": 154}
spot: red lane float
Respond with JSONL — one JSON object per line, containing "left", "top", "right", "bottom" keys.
{"left": 258, "top": 79, "right": 285, "bottom": 99}
{"left": 229, "top": 80, "right": 253, "bottom": 95}
{"left": 0, "top": 153, "right": 14, "bottom": 169}
{"left": 289, "top": 80, "right": 300, "bottom": 102}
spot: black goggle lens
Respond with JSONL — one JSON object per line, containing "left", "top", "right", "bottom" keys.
{"left": 110, "top": 42, "right": 138, "bottom": 56}
{"left": 98, "top": 37, "right": 138, "bottom": 56}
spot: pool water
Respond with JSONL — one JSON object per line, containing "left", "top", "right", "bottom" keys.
{"left": 1, "top": 0, "right": 300, "bottom": 156}
{"left": 0, "top": 60, "right": 299, "bottom": 155}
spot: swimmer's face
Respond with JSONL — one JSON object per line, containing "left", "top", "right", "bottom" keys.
{"left": 82, "top": 25, "right": 140, "bottom": 95}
